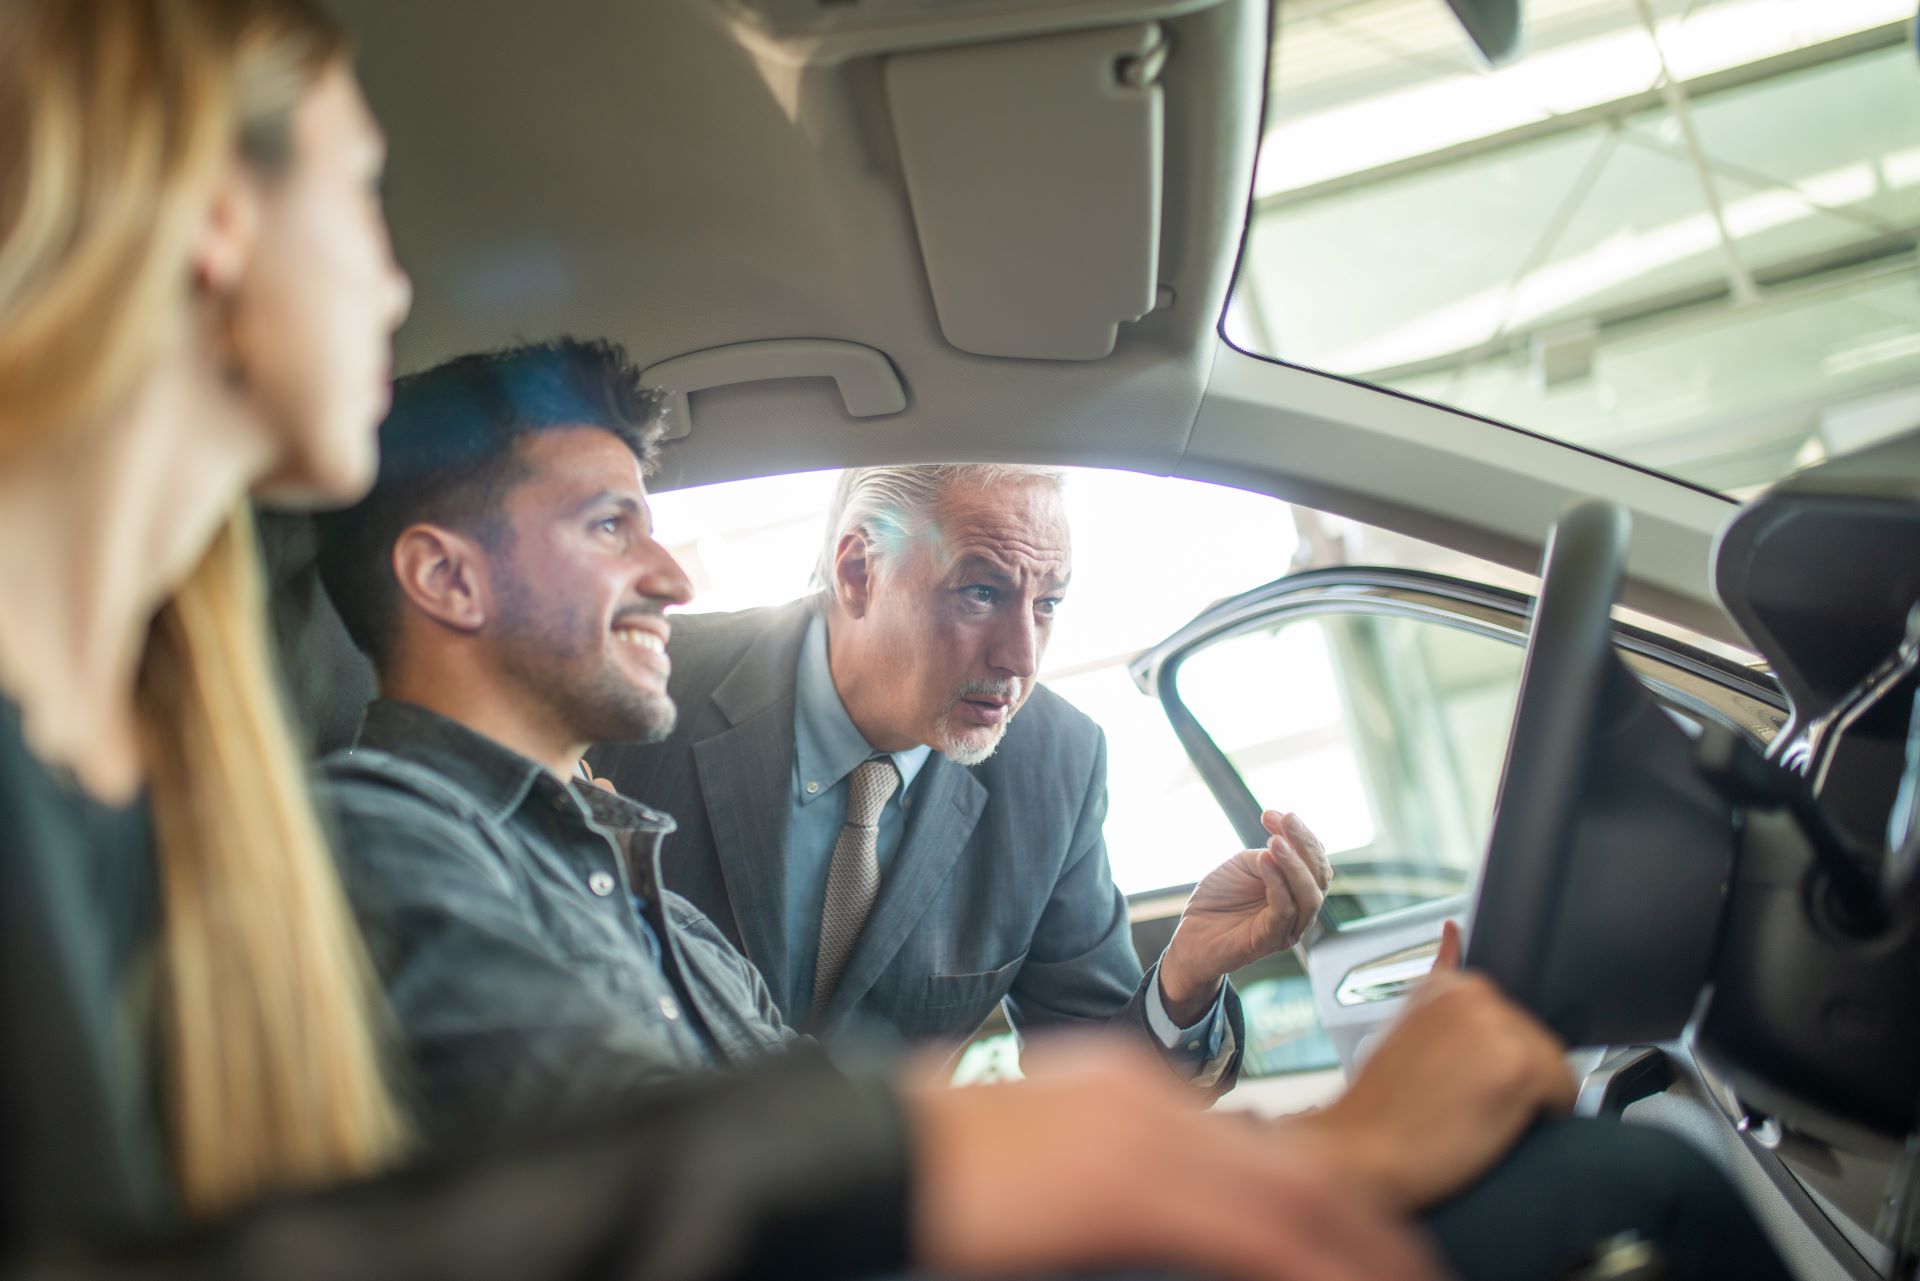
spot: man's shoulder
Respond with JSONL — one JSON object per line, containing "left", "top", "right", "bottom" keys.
{"left": 321, "top": 749, "right": 499, "bottom": 860}
{"left": 970, "top": 683, "right": 1104, "bottom": 787}
{"left": 661, "top": 600, "right": 814, "bottom": 694}
{"left": 1003, "top": 683, "right": 1103, "bottom": 752}
{"left": 325, "top": 744, "right": 472, "bottom": 804}
{"left": 940, "top": 686, "right": 1108, "bottom": 859}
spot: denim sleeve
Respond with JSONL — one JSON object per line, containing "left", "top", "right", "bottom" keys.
{"left": 327, "top": 783, "right": 695, "bottom": 1136}
{"left": 661, "top": 891, "right": 801, "bottom": 1057}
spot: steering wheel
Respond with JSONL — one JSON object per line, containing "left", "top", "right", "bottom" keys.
{"left": 1464, "top": 501, "right": 1630, "bottom": 996}
{"left": 1463, "top": 500, "right": 1735, "bottom": 1045}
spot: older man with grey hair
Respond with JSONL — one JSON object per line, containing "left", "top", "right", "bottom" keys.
{"left": 590, "top": 463, "right": 1333, "bottom": 1086}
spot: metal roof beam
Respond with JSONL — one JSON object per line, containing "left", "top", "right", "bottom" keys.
{"left": 1254, "top": 21, "right": 1909, "bottom": 212}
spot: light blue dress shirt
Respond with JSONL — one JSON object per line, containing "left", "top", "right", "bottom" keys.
{"left": 784, "top": 613, "right": 933, "bottom": 1007}
{"left": 785, "top": 614, "right": 1225, "bottom": 1062}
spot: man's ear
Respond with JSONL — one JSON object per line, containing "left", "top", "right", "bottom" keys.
{"left": 391, "top": 524, "right": 492, "bottom": 635}
{"left": 832, "top": 529, "right": 876, "bottom": 620}
{"left": 189, "top": 160, "right": 260, "bottom": 298}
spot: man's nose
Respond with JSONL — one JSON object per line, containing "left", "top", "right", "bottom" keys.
{"left": 989, "top": 610, "right": 1041, "bottom": 678}
{"left": 637, "top": 540, "right": 695, "bottom": 608}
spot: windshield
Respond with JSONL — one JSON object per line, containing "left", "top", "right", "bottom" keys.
{"left": 1229, "top": 0, "right": 1920, "bottom": 496}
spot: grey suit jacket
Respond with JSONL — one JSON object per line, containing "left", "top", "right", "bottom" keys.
{"left": 591, "top": 601, "right": 1243, "bottom": 1090}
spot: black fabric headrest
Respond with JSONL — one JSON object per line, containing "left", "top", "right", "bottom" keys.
{"left": 257, "top": 509, "right": 377, "bottom": 758}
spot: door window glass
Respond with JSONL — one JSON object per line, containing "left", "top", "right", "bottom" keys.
{"left": 1174, "top": 612, "right": 1525, "bottom": 924}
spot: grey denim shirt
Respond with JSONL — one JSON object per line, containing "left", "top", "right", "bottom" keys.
{"left": 323, "top": 700, "right": 796, "bottom": 1137}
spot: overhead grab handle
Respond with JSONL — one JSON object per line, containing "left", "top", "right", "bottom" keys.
{"left": 641, "top": 339, "right": 907, "bottom": 440}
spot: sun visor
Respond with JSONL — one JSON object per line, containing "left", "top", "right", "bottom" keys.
{"left": 885, "top": 23, "right": 1166, "bottom": 360}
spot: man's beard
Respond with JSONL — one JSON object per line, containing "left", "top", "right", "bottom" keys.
{"left": 568, "top": 670, "right": 677, "bottom": 747}
{"left": 930, "top": 677, "right": 1022, "bottom": 766}
{"left": 491, "top": 576, "right": 677, "bottom": 747}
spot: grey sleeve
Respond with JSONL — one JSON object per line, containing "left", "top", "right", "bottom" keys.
{"left": 999, "top": 731, "right": 1246, "bottom": 1099}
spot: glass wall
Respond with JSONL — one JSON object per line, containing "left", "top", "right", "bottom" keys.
{"left": 1230, "top": 0, "right": 1920, "bottom": 495}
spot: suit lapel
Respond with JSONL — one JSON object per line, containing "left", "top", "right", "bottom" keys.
{"left": 691, "top": 605, "right": 811, "bottom": 1007}
{"left": 820, "top": 754, "right": 987, "bottom": 1026}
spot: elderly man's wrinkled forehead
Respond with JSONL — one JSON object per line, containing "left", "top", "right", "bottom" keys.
{"left": 911, "top": 477, "right": 1072, "bottom": 585}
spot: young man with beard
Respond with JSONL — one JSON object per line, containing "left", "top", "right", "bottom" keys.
{"left": 312, "top": 338, "right": 1790, "bottom": 1281}
{"left": 589, "top": 465, "right": 1321, "bottom": 1085}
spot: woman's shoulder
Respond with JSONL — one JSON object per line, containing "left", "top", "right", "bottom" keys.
{"left": 0, "top": 693, "right": 150, "bottom": 851}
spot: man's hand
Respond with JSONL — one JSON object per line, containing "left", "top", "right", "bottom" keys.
{"left": 906, "top": 1043, "right": 1440, "bottom": 1281}
{"left": 1159, "top": 810, "right": 1332, "bottom": 1024}
{"left": 1277, "top": 922, "right": 1577, "bottom": 1213}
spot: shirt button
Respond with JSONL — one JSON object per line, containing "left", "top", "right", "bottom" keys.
{"left": 659, "top": 996, "right": 681, "bottom": 1021}
{"left": 587, "top": 871, "right": 616, "bottom": 897}
{"left": 805, "top": 781, "right": 820, "bottom": 795}
{"left": 1186, "top": 1040, "right": 1201, "bottom": 1052}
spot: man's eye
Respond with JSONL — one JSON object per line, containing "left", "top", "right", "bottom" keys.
{"left": 961, "top": 585, "right": 997, "bottom": 605}
{"left": 1037, "top": 597, "right": 1063, "bottom": 616}
{"left": 594, "top": 517, "right": 623, "bottom": 536}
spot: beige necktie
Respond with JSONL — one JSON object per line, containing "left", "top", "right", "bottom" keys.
{"left": 812, "top": 756, "right": 900, "bottom": 1018}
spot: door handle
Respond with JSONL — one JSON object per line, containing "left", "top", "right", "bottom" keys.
{"left": 1334, "top": 938, "right": 1441, "bottom": 1006}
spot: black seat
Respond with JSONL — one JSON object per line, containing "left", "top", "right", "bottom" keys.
{"left": 259, "top": 508, "right": 377, "bottom": 758}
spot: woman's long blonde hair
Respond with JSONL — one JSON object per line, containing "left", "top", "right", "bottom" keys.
{"left": 0, "top": 0, "right": 406, "bottom": 1215}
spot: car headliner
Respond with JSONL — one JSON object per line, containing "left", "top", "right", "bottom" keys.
{"left": 332, "top": 0, "right": 1744, "bottom": 641}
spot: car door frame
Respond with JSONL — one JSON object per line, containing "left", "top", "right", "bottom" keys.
{"left": 1128, "top": 565, "right": 1788, "bottom": 1069}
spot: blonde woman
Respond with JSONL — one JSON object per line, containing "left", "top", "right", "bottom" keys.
{"left": 0, "top": 0, "right": 409, "bottom": 1231}
{"left": 0, "top": 3, "right": 1455, "bottom": 1278}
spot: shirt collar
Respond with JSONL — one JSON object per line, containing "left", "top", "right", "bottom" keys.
{"left": 793, "top": 612, "right": 931, "bottom": 806}
{"left": 353, "top": 698, "right": 673, "bottom": 834}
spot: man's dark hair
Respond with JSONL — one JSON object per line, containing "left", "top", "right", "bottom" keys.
{"left": 316, "top": 337, "right": 665, "bottom": 670}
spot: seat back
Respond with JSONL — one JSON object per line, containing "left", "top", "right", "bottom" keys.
{"left": 259, "top": 509, "right": 377, "bottom": 757}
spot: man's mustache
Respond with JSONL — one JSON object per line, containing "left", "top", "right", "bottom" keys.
{"left": 954, "top": 678, "right": 1021, "bottom": 704}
